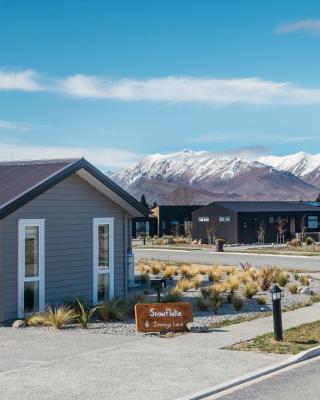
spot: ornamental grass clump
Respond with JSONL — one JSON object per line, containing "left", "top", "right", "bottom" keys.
{"left": 288, "top": 283, "right": 299, "bottom": 294}
{"left": 257, "top": 296, "right": 267, "bottom": 305}
{"left": 299, "top": 275, "right": 310, "bottom": 286}
{"left": 242, "top": 283, "right": 259, "bottom": 299}
{"left": 199, "top": 265, "right": 209, "bottom": 275}
{"left": 208, "top": 266, "right": 222, "bottom": 283}
{"left": 232, "top": 296, "right": 245, "bottom": 312}
{"left": 210, "top": 292, "right": 224, "bottom": 315}
{"left": 176, "top": 278, "right": 191, "bottom": 292}
{"left": 27, "top": 305, "right": 77, "bottom": 329}
{"left": 276, "top": 271, "right": 289, "bottom": 287}
{"left": 225, "top": 275, "right": 240, "bottom": 291}
{"left": 161, "top": 289, "right": 182, "bottom": 303}
{"left": 163, "top": 266, "right": 176, "bottom": 279}
{"left": 223, "top": 266, "right": 236, "bottom": 275}
{"left": 126, "top": 294, "right": 146, "bottom": 318}
{"left": 257, "top": 266, "right": 278, "bottom": 291}
{"left": 180, "top": 265, "right": 194, "bottom": 279}
{"left": 191, "top": 275, "right": 203, "bottom": 290}
{"left": 196, "top": 296, "right": 211, "bottom": 311}
{"left": 150, "top": 262, "right": 161, "bottom": 275}
{"left": 292, "top": 271, "right": 300, "bottom": 281}
{"left": 75, "top": 298, "right": 99, "bottom": 329}
{"left": 239, "top": 270, "right": 252, "bottom": 285}
{"left": 98, "top": 298, "right": 129, "bottom": 322}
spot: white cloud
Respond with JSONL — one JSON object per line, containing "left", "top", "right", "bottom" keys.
{"left": 275, "top": 19, "right": 320, "bottom": 34}
{"left": 59, "top": 74, "right": 320, "bottom": 105}
{"left": 0, "top": 120, "right": 33, "bottom": 132}
{"left": 0, "top": 69, "right": 42, "bottom": 91}
{"left": 0, "top": 142, "right": 141, "bottom": 170}
{"left": 3, "top": 67, "right": 320, "bottom": 106}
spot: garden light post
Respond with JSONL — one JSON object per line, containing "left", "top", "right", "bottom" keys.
{"left": 270, "top": 284, "right": 283, "bottom": 341}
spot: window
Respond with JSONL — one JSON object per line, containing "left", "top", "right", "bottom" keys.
{"left": 93, "top": 218, "right": 114, "bottom": 303}
{"left": 162, "top": 221, "right": 166, "bottom": 229}
{"left": 135, "top": 221, "right": 149, "bottom": 236}
{"left": 18, "top": 220, "right": 45, "bottom": 317}
{"left": 219, "top": 216, "right": 231, "bottom": 222}
{"left": 198, "top": 216, "right": 209, "bottom": 222}
{"left": 269, "top": 217, "right": 274, "bottom": 224}
{"left": 308, "top": 216, "right": 319, "bottom": 229}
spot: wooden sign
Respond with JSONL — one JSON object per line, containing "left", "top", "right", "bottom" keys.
{"left": 135, "top": 302, "right": 193, "bottom": 333}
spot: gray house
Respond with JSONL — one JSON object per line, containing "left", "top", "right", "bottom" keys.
{"left": 0, "top": 158, "right": 147, "bottom": 323}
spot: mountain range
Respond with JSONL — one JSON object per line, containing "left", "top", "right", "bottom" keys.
{"left": 111, "top": 151, "right": 320, "bottom": 205}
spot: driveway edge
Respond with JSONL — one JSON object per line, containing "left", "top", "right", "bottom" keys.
{"left": 177, "top": 346, "right": 320, "bottom": 400}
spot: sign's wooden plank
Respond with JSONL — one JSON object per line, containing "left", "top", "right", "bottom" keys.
{"left": 135, "top": 302, "right": 193, "bottom": 333}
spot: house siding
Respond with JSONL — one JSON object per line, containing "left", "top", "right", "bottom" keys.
{"left": 0, "top": 173, "right": 128, "bottom": 322}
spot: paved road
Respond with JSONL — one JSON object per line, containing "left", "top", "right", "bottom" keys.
{"left": 134, "top": 248, "right": 320, "bottom": 271}
{"left": 215, "top": 357, "right": 320, "bottom": 400}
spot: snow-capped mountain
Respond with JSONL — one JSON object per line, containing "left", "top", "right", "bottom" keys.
{"left": 111, "top": 150, "right": 320, "bottom": 205}
{"left": 259, "top": 152, "right": 320, "bottom": 186}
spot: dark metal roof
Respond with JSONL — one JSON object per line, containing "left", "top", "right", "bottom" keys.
{"left": 0, "top": 158, "right": 148, "bottom": 219}
{"left": 211, "top": 201, "right": 320, "bottom": 213}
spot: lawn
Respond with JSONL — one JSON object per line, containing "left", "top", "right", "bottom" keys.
{"left": 227, "top": 320, "right": 320, "bottom": 354}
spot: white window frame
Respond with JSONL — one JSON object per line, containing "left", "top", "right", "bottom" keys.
{"left": 18, "top": 219, "right": 45, "bottom": 318}
{"left": 93, "top": 218, "right": 115, "bottom": 304}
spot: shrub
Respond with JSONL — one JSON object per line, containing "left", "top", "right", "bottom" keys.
{"left": 257, "top": 266, "right": 278, "bottom": 291}
{"left": 292, "top": 271, "right": 300, "bottom": 281}
{"left": 162, "top": 289, "right": 182, "bottom": 303}
{"left": 163, "top": 266, "right": 175, "bottom": 279}
{"left": 290, "top": 238, "right": 301, "bottom": 247}
{"left": 176, "top": 278, "right": 191, "bottom": 292}
{"left": 276, "top": 271, "right": 289, "bottom": 287}
{"left": 239, "top": 262, "right": 252, "bottom": 271}
{"left": 242, "top": 283, "right": 259, "bottom": 299}
{"left": 256, "top": 296, "right": 267, "bottom": 305}
{"left": 180, "top": 265, "right": 194, "bottom": 279}
{"left": 299, "top": 275, "right": 310, "bottom": 286}
{"left": 191, "top": 275, "right": 203, "bottom": 289}
{"left": 305, "top": 236, "right": 315, "bottom": 246}
{"left": 232, "top": 296, "right": 245, "bottom": 312}
{"left": 126, "top": 294, "right": 146, "bottom": 318}
{"left": 199, "top": 265, "right": 208, "bottom": 275}
{"left": 208, "top": 266, "right": 222, "bottom": 283}
{"left": 75, "top": 298, "right": 98, "bottom": 329}
{"left": 211, "top": 283, "right": 227, "bottom": 295}
{"left": 239, "top": 271, "right": 252, "bottom": 285}
{"left": 223, "top": 266, "right": 236, "bottom": 275}
{"left": 200, "top": 287, "right": 211, "bottom": 299}
{"left": 150, "top": 262, "right": 161, "bottom": 275}
{"left": 98, "top": 298, "right": 129, "bottom": 322}
{"left": 196, "top": 296, "right": 211, "bottom": 311}
{"left": 27, "top": 305, "right": 77, "bottom": 329}
{"left": 225, "top": 276, "right": 240, "bottom": 291}
{"left": 288, "top": 283, "right": 299, "bottom": 294}
{"left": 210, "top": 292, "right": 223, "bottom": 315}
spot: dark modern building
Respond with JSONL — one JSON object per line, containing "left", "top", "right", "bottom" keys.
{"left": 132, "top": 205, "right": 203, "bottom": 237}
{"left": 192, "top": 201, "right": 320, "bottom": 244}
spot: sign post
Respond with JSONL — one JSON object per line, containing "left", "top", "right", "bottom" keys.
{"left": 135, "top": 302, "right": 193, "bottom": 333}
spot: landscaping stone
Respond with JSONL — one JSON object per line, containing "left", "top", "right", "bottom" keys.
{"left": 12, "top": 320, "right": 27, "bottom": 329}
{"left": 186, "top": 322, "right": 209, "bottom": 333}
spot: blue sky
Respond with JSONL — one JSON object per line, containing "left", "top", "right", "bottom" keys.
{"left": 1, "top": 0, "right": 320, "bottom": 169}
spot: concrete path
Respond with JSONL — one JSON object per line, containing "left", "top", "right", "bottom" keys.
{"left": 134, "top": 248, "right": 320, "bottom": 271}
{"left": 1, "top": 303, "right": 320, "bottom": 400}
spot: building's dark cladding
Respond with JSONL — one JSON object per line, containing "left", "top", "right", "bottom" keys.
{"left": 192, "top": 201, "right": 320, "bottom": 244}
{"left": 152, "top": 205, "right": 203, "bottom": 236}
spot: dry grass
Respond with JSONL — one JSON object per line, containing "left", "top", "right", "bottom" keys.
{"left": 256, "top": 296, "right": 267, "bottom": 305}
{"left": 257, "top": 266, "right": 280, "bottom": 291}
{"left": 199, "top": 265, "right": 209, "bottom": 275}
{"left": 180, "top": 265, "right": 194, "bottom": 279}
{"left": 288, "top": 283, "right": 299, "bottom": 294}
{"left": 208, "top": 265, "right": 222, "bottom": 283}
{"left": 232, "top": 296, "right": 245, "bottom": 312}
{"left": 27, "top": 305, "right": 77, "bottom": 329}
{"left": 276, "top": 271, "right": 289, "bottom": 287}
{"left": 163, "top": 266, "right": 176, "bottom": 279}
{"left": 176, "top": 278, "right": 191, "bottom": 292}
{"left": 191, "top": 275, "right": 203, "bottom": 289}
{"left": 242, "top": 282, "right": 259, "bottom": 299}
{"left": 150, "top": 262, "right": 161, "bottom": 275}
{"left": 299, "top": 275, "right": 310, "bottom": 286}
{"left": 223, "top": 266, "right": 236, "bottom": 275}
{"left": 225, "top": 275, "right": 240, "bottom": 291}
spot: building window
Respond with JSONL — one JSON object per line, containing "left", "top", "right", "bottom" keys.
{"left": 269, "top": 217, "right": 274, "bottom": 224}
{"left": 308, "top": 216, "right": 319, "bottom": 229}
{"left": 18, "top": 219, "right": 45, "bottom": 317}
{"left": 93, "top": 218, "right": 114, "bottom": 304}
{"left": 135, "top": 221, "right": 150, "bottom": 236}
{"left": 219, "top": 216, "right": 231, "bottom": 222}
{"left": 198, "top": 216, "right": 209, "bottom": 222}
{"left": 162, "top": 221, "right": 166, "bottom": 229}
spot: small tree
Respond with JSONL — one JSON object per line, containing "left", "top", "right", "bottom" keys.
{"left": 140, "top": 194, "right": 149, "bottom": 209}
{"left": 206, "top": 218, "right": 218, "bottom": 245}
{"left": 300, "top": 215, "right": 307, "bottom": 243}
{"left": 257, "top": 221, "right": 266, "bottom": 244}
{"left": 276, "top": 217, "right": 287, "bottom": 244}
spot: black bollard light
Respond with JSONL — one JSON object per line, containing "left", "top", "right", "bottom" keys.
{"left": 270, "top": 284, "right": 283, "bottom": 341}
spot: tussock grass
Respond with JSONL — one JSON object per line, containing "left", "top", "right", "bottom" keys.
{"left": 299, "top": 275, "right": 310, "bottom": 286}
{"left": 232, "top": 296, "right": 245, "bottom": 312}
{"left": 196, "top": 296, "right": 211, "bottom": 311}
{"left": 98, "top": 298, "right": 129, "bottom": 322}
{"left": 288, "top": 283, "right": 299, "bottom": 294}
{"left": 27, "top": 305, "right": 77, "bottom": 329}
{"left": 242, "top": 283, "right": 259, "bottom": 299}
{"left": 176, "top": 278, "right": 191, "bottom": 292}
